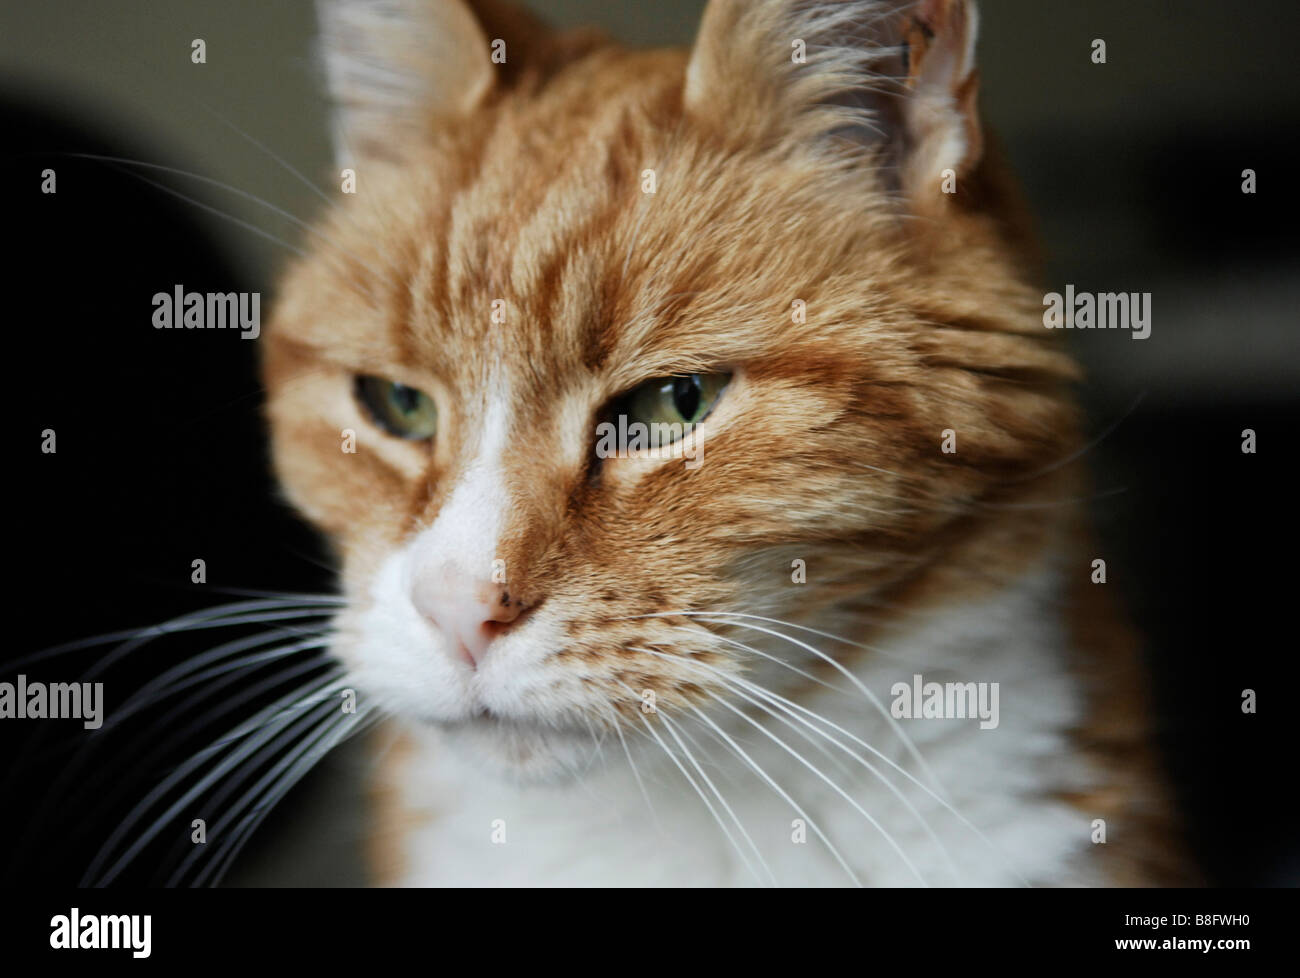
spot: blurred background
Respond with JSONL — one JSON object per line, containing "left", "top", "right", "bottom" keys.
{"left": 3, "top": 0, "right": 1296, "bottom": 886}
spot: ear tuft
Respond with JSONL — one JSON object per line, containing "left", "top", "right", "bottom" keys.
{"left": 685, "top": 0, "right": 982, "bottom": 204}
{"left": 317, "top": 0, "right": 494, "bottom": 164}
{"left": 896, "top": 0, "right": 982, "bottom": 191}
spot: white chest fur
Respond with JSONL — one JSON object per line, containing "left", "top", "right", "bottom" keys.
{"left": 385, "top": 565, "right": 1104, "bottom": 887}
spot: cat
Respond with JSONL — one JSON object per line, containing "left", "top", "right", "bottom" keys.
{"left": 262, "top": 0, "right": 1186, "bottom": 886}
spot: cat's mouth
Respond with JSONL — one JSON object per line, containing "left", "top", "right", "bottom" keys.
{"left": 444, "top": 708, "right": 585, "bottom": 739}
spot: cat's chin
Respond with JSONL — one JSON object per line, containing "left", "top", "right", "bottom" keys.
{"left": 430, "top": 713, "right": 603, "bottom": 784}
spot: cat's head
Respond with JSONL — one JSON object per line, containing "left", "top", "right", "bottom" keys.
{"left": 264, "top": 0, "right": 1080, "bottom": 779}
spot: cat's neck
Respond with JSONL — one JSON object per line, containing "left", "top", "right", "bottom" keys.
{"left": 376, "top": 557, "right": 1103, "bottom": 886}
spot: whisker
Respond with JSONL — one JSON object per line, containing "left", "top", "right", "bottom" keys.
{"left": 165, "top": 696, "right": 343, "bottom": 885}
{"left": 631, "top": 646, "right": 934, "bottom": 886}
{"left": 659, "top": 650, "right": 964, "bottom": 884}
{"left": 657, "top": 709, "right": 777, "bottom": 887}
{"left": 102, "top": 654, "right": 339, "bottom": 822}
{"left": 10, "top": 598, "right": 338, "bottom": 670}
{"left": 624, "top": 610, "right": 945, "bottom": 796}
{"left": 61, "top": 153, "right": 393, "bottom": 293}
{"left": 65, "top": 153, "right": 316, "bottom": 232}
{"left": 176, "top": 703, "right": 376, "bottom": 886}
{"left": 13, "top": 651, "right": 335, "bottom": 862}
{"left": 726, "top": 668, "right": 1026, "bottom": 886}
{"left": 626, "top": 692, "right": 766, "bottom": 888}
{"left": 615, "top": 608, "right": 915, "bottom": 668}
{"left": 201, "top": 706, "right": 382, "bottom": 888}
{"left": 2, "top": 602, "right": 338, "bottom": 819}
{"left": 694, "top": 615, "right": 941, "bottom": 791}
{"left": 83, "top": 671, "right": 347, "bottom": 886}
{"left": 691, "top": 680, "right": 928, "bottom": 887}
{"left": 611, "top": 712, "right": 666, "bottom": 839}
{"left": 197, "top": 103, "right": 334, "bottom": 207}
{"left": 107, "top": 164, "right": 307, "bottom": 258}
{"left": 669, "top": 710, "right": 777, "bottom": 790}
{"left": 110, "top": 634, "right": 332, "bottom": 731}
{"left": 685, "top": 701, "right": 862, "bottom": 887}
{"left": 25, "top": 636, "right": 329, "bottom": 798}
{"left": 1009, "top": 390, "right": 1146, "bottom": 484}
{"left": 75, "top": 35, "right": 336, "bottom": 212}
{"left": 672, "top": 621, "right": 854, "bottom": 698}
{"left": 637, "top": 619, "right": 1017, "bottom": 874}
{"left": 185, "top": 587, "right": 345, "bottom": 605}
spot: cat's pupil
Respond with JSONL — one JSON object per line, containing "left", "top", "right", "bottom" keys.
{"left": 389, "top": 383, "right": 420, "bottom": 414}
{"left": 672, "top": 375, "right": 701, "bottom": 421}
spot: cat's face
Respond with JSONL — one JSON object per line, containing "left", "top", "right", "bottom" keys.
{"left": 264, "top": 0, "right": 1078, "bottom": 779}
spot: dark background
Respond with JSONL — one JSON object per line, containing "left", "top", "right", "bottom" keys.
{"left": 2, "top": 0, "right": 1297, "bottom": 887}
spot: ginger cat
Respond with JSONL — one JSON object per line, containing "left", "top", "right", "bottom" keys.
{"left": 263, "top": 0, "right": 1186, "bottom": 886}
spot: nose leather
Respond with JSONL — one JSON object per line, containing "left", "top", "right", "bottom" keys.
{"left": 413, "top": 573, "right": 525, "bottom": 667}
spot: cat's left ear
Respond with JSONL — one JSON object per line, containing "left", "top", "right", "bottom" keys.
{"left": 685, "top": 0, "right": 982, "bottom": 203}
{"left": 317, "top": 0, "right": 497, "bottom": 164}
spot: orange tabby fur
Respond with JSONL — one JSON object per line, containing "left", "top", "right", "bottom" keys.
{"left": 264, "top": 0, "right": 1189, "bottom": 885}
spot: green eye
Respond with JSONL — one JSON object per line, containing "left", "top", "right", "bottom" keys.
{"left": 620, "top": 372, "right": 730, "bottom": 432}
{"left": 355, "top": 376, "right": 438, "bottom": 441}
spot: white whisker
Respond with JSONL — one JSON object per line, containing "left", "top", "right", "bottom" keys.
{"left": 186, "top": 706, "right": 378, "bottom": 887}
{"left": 625, "top": 687, "right": 766, "bottom": 888}
{"left": 641, "top": 611, "right": 946, "bottom": 796}
{"left": 630, "top": 647, "right": 928, "bottom": 886}
{"left": 657, "top": 710, "right": 777, "bottom": 887}
{"left": 84, "top": 672, "right": 349, "bottom": 886}
{"left": 685, "top": 701, "right": 862, "bottom": 887}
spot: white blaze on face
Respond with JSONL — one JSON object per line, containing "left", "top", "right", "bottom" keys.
{"left": 344, "top": 384, "right": 518, "bottom": 722}
{"left": 403, "top": 385, "right": 514, "bottom": 655}
{"left": 348, "top": 378, "right": 574, "bottom": 740}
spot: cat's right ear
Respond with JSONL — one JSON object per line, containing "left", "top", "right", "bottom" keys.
{"left": 317, "top": 0, "right": 495, "bottom": 164}
{"left": 685, "top": 0, "right": 982, "bottom": 207}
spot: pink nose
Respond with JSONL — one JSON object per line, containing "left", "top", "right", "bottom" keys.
{"left": 412, "top": 575, "right": 526, "bottom": 668}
